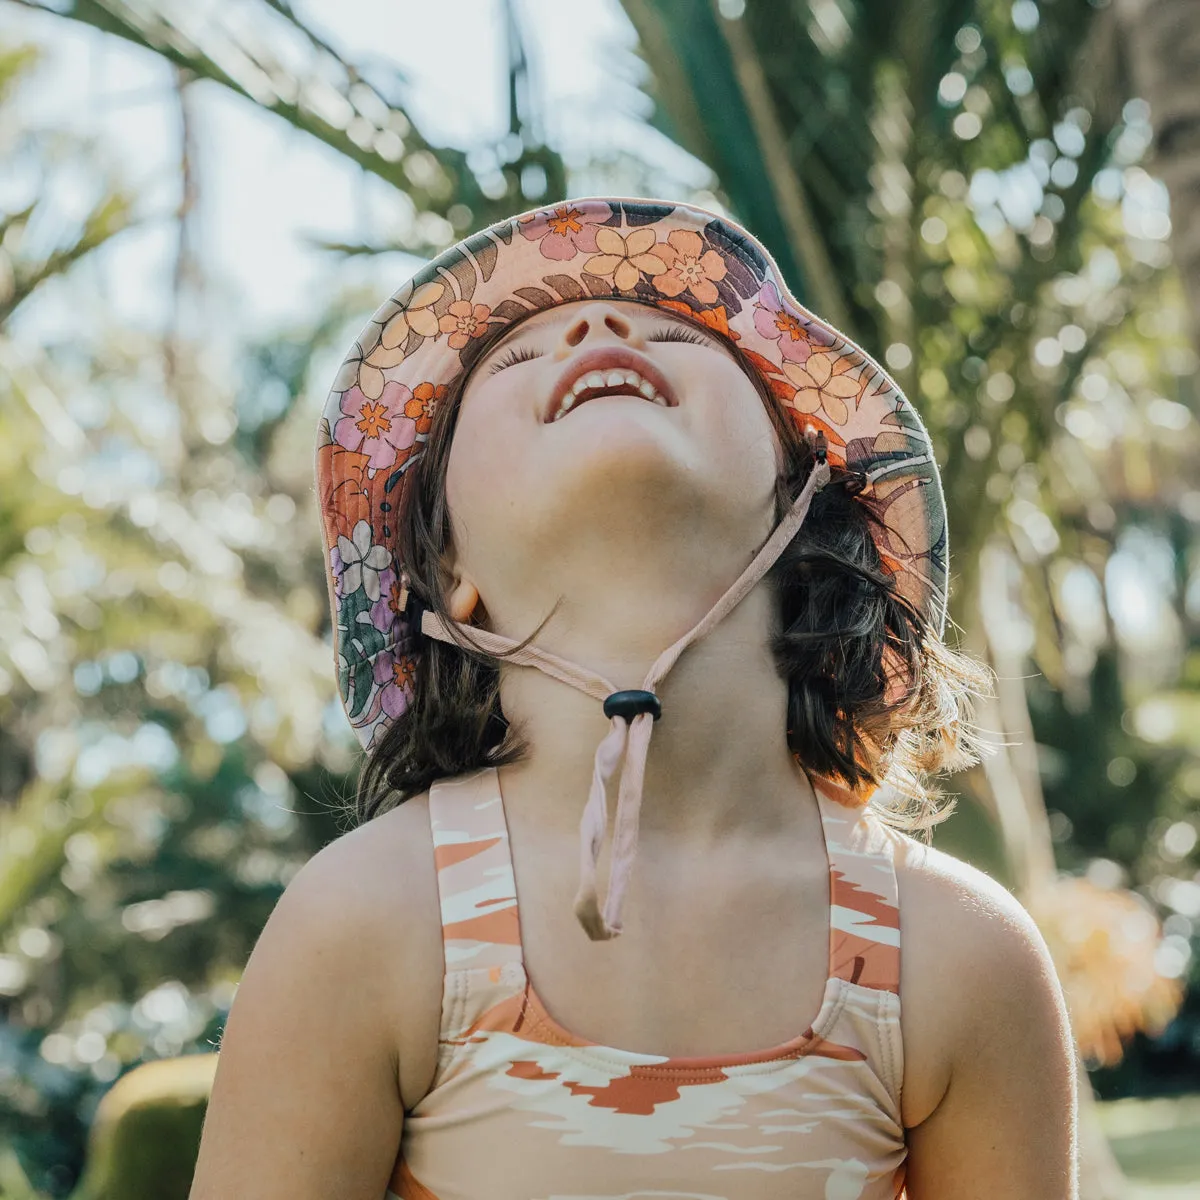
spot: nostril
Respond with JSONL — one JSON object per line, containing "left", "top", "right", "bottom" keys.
{"left": 563, "top": 310, "right": 632, "bottom": 347}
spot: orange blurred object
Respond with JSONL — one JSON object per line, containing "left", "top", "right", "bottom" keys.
{"left": 1027, "top": 875, "right": 1185, "bottom": 1067}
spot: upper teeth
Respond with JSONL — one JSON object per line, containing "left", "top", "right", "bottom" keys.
{"left": 551, "top": 369, "right": 668, "bottom": 421}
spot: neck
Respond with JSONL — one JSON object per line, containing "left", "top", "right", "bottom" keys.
{"left": 493, "top": 582, "right": 813, "bottom": 846}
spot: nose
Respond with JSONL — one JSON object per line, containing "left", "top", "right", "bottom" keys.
{"left": 554, "top": 301, "right": 642, "bottom": 351}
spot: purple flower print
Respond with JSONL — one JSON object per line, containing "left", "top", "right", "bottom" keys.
{"left": 752, "top": 281, "right": 832, "bottom": 363}
{"left": 369, "top": 565, "right": 404, "bottom": 640}
{"left": 334, "top": 380, "right": 417, "bottom": 472}
{"left": 374, "top": 646, "right": 417, "bottom": 719}
{"left": 518, "top": 202, "right": 610, "bottom": 261}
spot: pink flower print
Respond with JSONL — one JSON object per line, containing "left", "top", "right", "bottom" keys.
{"left": 336, "top": 520, "right": 391, "bottom": 601}
{"left": 583, "top": 227, "right": 668, "bottom": 291}
{"left": 374, "top": 646, "right": 417, "bottom": 719}
{"left": 752, "top": 280, "right": 821, "bottom": 363}
{"left": 334, "top": 380, "right": 417, "bottom": 471}
{"left": 438, "top": 300, "right": 493, "bottom": 350}
{"left": 652, "top": 229, "right": 727, "bottom": 305}
{"left": 518, "top": 203, "right": 608, "bottom": 260}
{"left": 781, "top": 352, "right": 863, "bottom": 426}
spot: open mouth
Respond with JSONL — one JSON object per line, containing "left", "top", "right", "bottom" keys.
{"left": 548, "top": 368, "right": 672, "bottom": 422}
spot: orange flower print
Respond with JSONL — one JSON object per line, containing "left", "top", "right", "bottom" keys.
{"left": 652, "top": 229, "right": 727, "bottom": 305}
{"left": 316, "top": 441, "right": 371, "bottom": 541}
{"left": 548, "top": 208, "right": 582, "bottom": 235}
{"left": 781, "top": 352, "right": 863, "bottom": 425}
{"left": 375, "top": 647, "right": 417, "bottom": 719}
{"left": 356, "top": 399, "right": 390, "bottom": 439}
{"left": 439, "top": 300, "right": 492, "bottom": 350}
{"left": 695, "top": 304, "right": 739, "bottom": 341}
{"left": 656, "top": 299, "right": 741, "bottom": 342}
{"left": 394, "top": 654, "right": 416, "bottom": 688}
{"left": 583, "top": 227, "right": 668, "bottom": 291}
{"left": 388, "top": 575, "right": 406, "bottom": 615}
{"left": 774, "top": 310, "right": 805, "bottom": 340}
{"left": 404, "top": 381, "right": 445, "bottom": 434}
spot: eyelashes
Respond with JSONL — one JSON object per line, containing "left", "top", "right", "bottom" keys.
{"left": 646, "top": 326, "right": 710, "bottom": 346}
{"left": 487, "top": 321, "right": 712, "bottom": 375}
{"left": 487, "top": 344, "right": 540, "bottom": 375}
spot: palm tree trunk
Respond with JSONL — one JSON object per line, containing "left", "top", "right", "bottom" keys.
{"left": 1117, "top": 0, "right": 1200, "bottom": 355}
{"left": 711, "top": 0, "right": 853, "bottom": 332}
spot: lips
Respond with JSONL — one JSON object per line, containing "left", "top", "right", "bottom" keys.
{"left": 544, "top": 347, "right": 678, "bottom": 423}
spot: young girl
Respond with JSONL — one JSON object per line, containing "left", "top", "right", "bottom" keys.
{"left": 190, "top": 198, "right": 1078, "bottom": 1199}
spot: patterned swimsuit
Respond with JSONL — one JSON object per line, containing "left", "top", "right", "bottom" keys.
{"left": 386, "top": 765, "right": 910, "bottom": 1199}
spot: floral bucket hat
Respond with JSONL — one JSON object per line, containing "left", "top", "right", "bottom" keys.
{"left": 315, "top": 196, "right": 947, "bottom": 937}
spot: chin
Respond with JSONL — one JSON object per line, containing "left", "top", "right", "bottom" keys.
{"left": 547, "top": 411, "right": 705, "bottom": 499}
{"left": 529, "top": 456, "right": 764, "bottom": 566}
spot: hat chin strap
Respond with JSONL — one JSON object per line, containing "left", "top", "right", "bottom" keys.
{"left": 420, "top": 458, "right": 831, "bottom": 941}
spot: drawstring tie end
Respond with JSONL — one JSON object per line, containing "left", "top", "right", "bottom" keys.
{"left": 573, "top": 703, "right": 658, "bottom": 942}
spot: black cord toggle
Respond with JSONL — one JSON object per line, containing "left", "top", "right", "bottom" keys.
{"left": 603, "top": 689, "right": 662, "bottom": 722}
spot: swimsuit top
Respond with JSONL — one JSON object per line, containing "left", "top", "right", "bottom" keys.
{"left": 384, "top": 764, "right": 911, "bottom": 1200}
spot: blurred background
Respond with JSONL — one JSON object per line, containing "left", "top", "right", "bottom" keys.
{"left": 0, "top": 0, "right": 1198, "bottom": 1196}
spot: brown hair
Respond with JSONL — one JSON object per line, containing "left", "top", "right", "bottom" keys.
{"left": 351, "top": 304, "right": 991, "bottom": 839}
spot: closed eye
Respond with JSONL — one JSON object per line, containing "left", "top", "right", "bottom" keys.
{"left": 487, "top": 344, "right": 541, "bottom": 375}
{"left": 486, "top": 318, "right": 713, "bottom": 376}
{"left": 646, "top": 326, "right": 710, "bottom": 346}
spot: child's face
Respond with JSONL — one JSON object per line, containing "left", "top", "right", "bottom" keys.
{"left": 442, "top": 298, "right": 780, "bottom": 621}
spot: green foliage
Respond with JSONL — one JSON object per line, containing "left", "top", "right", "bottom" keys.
{"left": 614, "top": 0, "right": 1200, "bottom": 1091}
{"left": 0, "top": 6, "right": 567, "bottom": 1191}
{"left": 1, "top": 0, "right": 1198, "bottom": 1193}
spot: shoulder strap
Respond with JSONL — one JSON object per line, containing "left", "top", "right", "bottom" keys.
{"left": 426, "top": 767, "right": 524, "bottom": 973}
{"left": 812, "top": 777, "right": 902, "bottom": 996}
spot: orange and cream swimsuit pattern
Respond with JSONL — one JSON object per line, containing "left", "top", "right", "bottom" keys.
{"left": 386, "top": 766, "right": 909, "bottom": 1199}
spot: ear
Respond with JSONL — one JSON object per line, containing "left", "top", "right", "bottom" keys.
{"left": 447, "top": 576, "right": 480, "bottom": 624}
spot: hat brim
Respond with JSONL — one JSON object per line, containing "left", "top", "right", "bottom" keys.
{"left": 316, "top": 196, "right": 947, "bottom": 750}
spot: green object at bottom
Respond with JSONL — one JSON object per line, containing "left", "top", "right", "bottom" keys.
{"left": 71, "top": 1054, "right": 218, "bottom": 1200}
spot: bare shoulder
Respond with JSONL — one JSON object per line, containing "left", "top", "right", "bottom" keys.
{"left": 894, "top": 831, "right": 1044, "bottom": 948}
{"left": 232, "top": 792, "right": 444, "bottom": 1107}
{"left": 307, "top": 793, "right": 445, "bottom": 1107}
{"left": 892, "top": 832, "right": 1079, "bottom": 1195}
{"left": 190, "top": 794, "right": 444, "bottom": 1198}
{"left": 891, "top": 833, "right": 1071, "bottom": 1129}
{"left": 302, "top": 791, "right": 441, "bottom": 929}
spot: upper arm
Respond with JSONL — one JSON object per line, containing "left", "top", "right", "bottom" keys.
{"left": 189, "top": 826, "right": 414, "bottom": 1200}
{"left": 902, "top": 858, "right": 1079, "bottom": 1199}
